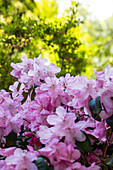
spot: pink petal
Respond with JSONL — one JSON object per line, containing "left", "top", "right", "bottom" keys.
{"left": 47, "top": 115, "right": 61, "bottom": 125}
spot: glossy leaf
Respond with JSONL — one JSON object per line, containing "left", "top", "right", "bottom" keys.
{"left": 89, "top": 96, "right": 102, "bottom": 115}
{"left": 75, "top": 131, "right": 92, "bottom": 153}
{"left": 106, "top": 157, "right": 113, "bottom": 167}
{"left": 6, "top": 131, "right": 17, "bottom": 147}
{"left": 34, "top": 157, "right": 51, "bottom": 170}
{"left": 106, "top": 115, "right": 113, "bottom": 131}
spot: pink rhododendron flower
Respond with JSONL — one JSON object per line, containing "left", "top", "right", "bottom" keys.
{"left": 67, "top": 75, "right": 97, "bottom": 116}
{"left": 47, "top": 106, "right": 86, "bottom": 142}
{"left": 66, "top": 162, "right": 86, "bottom": 170}
{"left": 87, "top": 149, "right": 102, "bottom": 165}
{"left": 92, "top": 120, "right": 107, "bottom": 142}
{"left": 37, "top": 125, "right": 57, "bottom": 144}
{"left": 39, "top": 140, "right": 80, "bottom": 167}
{"left": 0, "top": 90, "right": 22, "bottom": 138}
{"left": 65, "top": 162, "right": 100, "bottom": 170}
{"left": 27, "top": 145, "right": 39, "bottom": 157}
{"left": 29, "top": 136, "right": 41, "bottom": 148}
{"left": 5, "top": 148, "right": 37, "bottom": 170}
{"left": 56, "top": 143, "right": 81, "bottom": 162}
{"left": 24, "top": 132, "right": 33, "bottom": 137}
{"left": 87, "top": 163, "right": 100, "bottom": 170}
{"left": 38, "top": 138, "right": 59, "bottom": 161}
{"left": 9, "top": 81, "right": 25, "bottom": 98}
{"left": 11, "top": 55, "right": 61, "bottom": 90}
{"left": 40, "top": 77, "right": 62, "bottom": 97}
{"left": 101, "top": 90, "right": 113, "bottom": 118}
{"left": 47, "top": 106, "right": 76, "bottom": 126}
{"left": 0, "top": 147, "right": 16, "bottom": 157}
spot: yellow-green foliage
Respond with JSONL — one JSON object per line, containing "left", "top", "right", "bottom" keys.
{"left": 0, "top": 0, "right": 90, "bottom": 90}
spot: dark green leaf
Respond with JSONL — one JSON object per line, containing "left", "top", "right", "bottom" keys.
{"left": 34, "top": 157, "right": 51, "bottom": 170}
{"left": 88, "top": 134, "right": 100, "bottom": 142}
{"left": 6, "top": 131, "right": 17, "bottom": 147}
{"left": 93, "top": 114, "right": 101, "bottom": 122}
{"left": 106, "top": 157, "right": 113, "bottom": 167}
{"left": 17, "top": 82, "right": 21, "bottom": 91}
{"left": 34, "top": 84, "right": 39, "bottom": 88}
{"left": 21, "top": 87, "right": 33, "bottom": 104}
{"left": 106, "top": 115, "right": 113, "bottom": 131}
{"left": 89, "top": 96, "right": 102, "bottom": 114}
{"left": 31, "top": 88, "right": 36, "bottom": 101}
{"left": 89, "top": 96, "right": 102, "bottom": 121}
{"left": 21, "top": 91, "right": 28, "bottom": 104}
{"left": 106, "top": 128, "right": 112, "bottom": 141}
{"left": 59, "top": 136, "right": 65, "bottom": 142}
{"left": 75, "top": 131, "right": 92, "bottom": 153}
{"left": 95, "top": 96, "right": 102, "bottom": 112}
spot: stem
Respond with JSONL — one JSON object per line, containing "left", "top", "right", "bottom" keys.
{"left": 81, "top": 153, "right": 88, "bottom": 166}
{"left": 92, "top": 151, "right": 112, "bottom": 170}
{"left": 103, "top": 128, "right": 112, "bottom": 159}
{"left": 92, "top": 151, "right": 103, "bottom": 162}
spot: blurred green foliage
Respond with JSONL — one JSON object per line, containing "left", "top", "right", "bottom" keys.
{"left": 0, "top": 0, "right": 88, "bottom": 90}
{"left": 80, "top": 15, "right": 113, "bottom": 76}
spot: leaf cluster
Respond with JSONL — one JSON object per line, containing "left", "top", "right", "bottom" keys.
{"left": 0, "top": 0, "right": 88, "bottom": 90}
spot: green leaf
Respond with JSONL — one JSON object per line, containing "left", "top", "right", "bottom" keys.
{"left": 93, "top": 114, "right": 101, "bottom": 122}
{"left": 89, "top": 96, "right": 102, "bottom": 121}
{"left": 21, "top": 87, "right": 33, "bottom": 104}
{"left": 88, "top": 134, "right": 100, "bottom": 142}
{"left": 106, "top": 115, "right": 113, "bottom": 131}
{"left": 21, "top": 91, "right": 28, "bottom": 104}
{"left": 34, "top": 84, "right": 39, "bottom": 88}
{"left": 31, "top": 88, "right": 36, "bottom": 101}
{"left": 59, "top": 136, "right": 65, "bottom": 142}
{"left": 75, "top": 131, "right": 92, "bottom": 153}
{"left": 6, "top": 131, "right": 17, "bottom": 147}
{"left": 101, "top": 165, "right": 109, "bottom": 170}
{"left": 106, "top": 157, "right": 113, "bottom": 167}
{"left": 106, "top": 128, "right": 112, "bottom": 141}
{"left": 17, "top": 82, "right": 21, "bottom": 91}
{"left": 89, "top": 96, "right": 102, "bottom": 114}
{"left": 34, "top": 157, "right": 51, "bottom": 170}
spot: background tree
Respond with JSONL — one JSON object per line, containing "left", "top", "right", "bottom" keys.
{"left": 35, "top": 0, "right": 58, "bottom": 18}
{"left": 79, "top": 12, "right": 113, "bottom": 77}
{"left": 0, "top": 0, "right": 88, "bottom": 90}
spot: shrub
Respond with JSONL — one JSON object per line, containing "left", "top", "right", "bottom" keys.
{"left": 0, "top": 55, "right": 113, "bottom": 169}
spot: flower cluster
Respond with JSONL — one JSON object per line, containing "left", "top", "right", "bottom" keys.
{"left": 0, "top": 55, "right": 113, "bottom": 169}
{"left": 0, "top": 90, "right": 23, "bottom": 139}
{"left": 0, "top": 147, "right": 37, "bottom": 170}
{"left": 11, "top": 55, "right": 61, "bottom": 90}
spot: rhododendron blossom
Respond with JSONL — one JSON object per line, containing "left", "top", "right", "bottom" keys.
{"left": 0, "top": 148, "right": 37, "bottom": 170}
{"left": 1, "top": 55, "right": 113, "bottom": 169}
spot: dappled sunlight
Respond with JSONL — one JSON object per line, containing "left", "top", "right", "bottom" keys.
{"left": 1, "top": 0, "right": 113, "bottom": 86}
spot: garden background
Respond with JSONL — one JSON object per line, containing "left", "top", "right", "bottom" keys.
{"left": 0, "top": 0, "right": 113, "bottom": 90}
